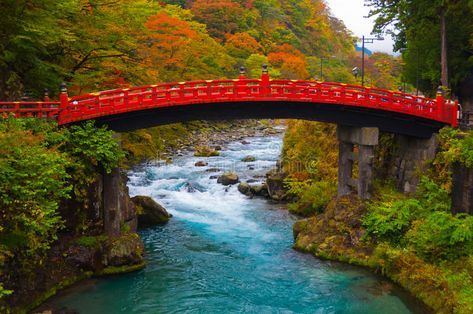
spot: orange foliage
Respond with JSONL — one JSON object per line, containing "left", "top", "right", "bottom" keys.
{"left": 280, "top": 57, "right": 309, "bottom": 79}
{"left": 143, "top": 13, "right": 198, "bottom": 70}
{"left": 224, "top": 32, "right": 262, "bottom": 58}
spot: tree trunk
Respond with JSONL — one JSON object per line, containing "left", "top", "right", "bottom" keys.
{"left": 440, "top": 7, "right": 449, "bottom": 88}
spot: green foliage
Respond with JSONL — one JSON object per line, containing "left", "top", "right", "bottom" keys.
{"left": 0, "top": 118, "right": 126, "bottom": 301}
{"left": 286, "top": 180, "right": 336, "bottom": 216}
{"left": 363, "top": 177, "right": 450, "bottom": 245}
{"left": 407, "top": 212, "right": 473, "bottom": 261}
{"left": 367, "top": 0, "right": 473, "bottom": 95}
{"left": 282, "top": 121, "right": 338, "bottom": 216}
{"left": 63, "top": 121, "right": 124, "bottom": 174}
{"left": 0, "top": 119, "right": 70, "bottom": 256}
{"left": 438, "top": 127, "right": 473, "bottom": 168}
{"left": 363, "top": 198, "right": 418, "bottom": 244}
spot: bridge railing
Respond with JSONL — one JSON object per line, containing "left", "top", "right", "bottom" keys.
{"left": 0, "top": 101, "right": 60, "bottom": 119}
{"left": 0, "top": 75, "right": 459, "bottom": 128}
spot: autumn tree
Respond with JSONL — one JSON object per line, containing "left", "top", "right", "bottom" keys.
{"left": 191, "top": 0, "right": 246, "bottom": 40}
{"left": 224, "top": 32, "right": 262, "bottom": 59}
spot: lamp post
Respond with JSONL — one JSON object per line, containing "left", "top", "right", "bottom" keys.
{"left": 319, "top": 56, "right": 336, "bottom": 81}
{"left": 360, "top": 35, "right": 384, "bottom": 86}
{"left": 352, "top": 67, "right": 360, "bottom": 83}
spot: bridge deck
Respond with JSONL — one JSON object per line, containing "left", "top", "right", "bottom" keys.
{"left": 0, "top": 75, "right": 459, "bottom": 138}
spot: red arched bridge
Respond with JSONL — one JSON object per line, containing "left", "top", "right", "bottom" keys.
{"left": 0, "top": 69, "right": 459, "bottom": 138}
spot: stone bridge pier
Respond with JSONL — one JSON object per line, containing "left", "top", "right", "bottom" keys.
{"left": 337, "top": 125, "right": 379, "bottom": 200}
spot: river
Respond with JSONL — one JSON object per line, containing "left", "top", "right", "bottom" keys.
{"left": 45, "top": 130, "right": 428, "bottom": 313}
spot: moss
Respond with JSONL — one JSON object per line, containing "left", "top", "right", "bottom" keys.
{"left": 72, "top": 235, "right": 109, "bottom": 249}
{"left": 16, "top": 271, "right": 94, "bottom": 313}
{"left": 95, "top": 262, "right": 146, "bottom": 277}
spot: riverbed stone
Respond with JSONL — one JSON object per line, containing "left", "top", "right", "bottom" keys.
{"left": 102, "top": 233, "right": 144, "bottom": 267}
{"left": 266, "top": 169, "right": 288, "bottom": 201}
{"left": 242, "top": 155, "right": 256, "bottom": 162}
{"left": 217, "top": 172, "right": 239, "bottom": 185}
{"left": 195, "top": 161, "right": 208, "bottom": 167}
{"left": 238, "top": 182, "right": 251, "bottom": 195}
{"left": 131, "top": 196, "right": 172, "bottom": 228}
{"left": 194, "top": 145, "right": 220, "bottom": 157}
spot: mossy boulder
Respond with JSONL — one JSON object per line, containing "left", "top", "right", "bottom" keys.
{"left": 266, "top": 169, "right": 288, "bottom": 201}
{"left": 102, "top": 233, "right": 144, "bottom": 267}
{"left": 242, "top": 155, "right": 256, "bottom": 162}
{"left": 293, "top": 195, "right": 369, "bottom": 256}
{"left": 238, "top": 182, "right": 251, "bottom": 195}
{"left": 217, "top": 172, "right": 239, "bottom": 185}
{"left": 194, "top": 146, "right": 220, "bottom": 157}
{"left": 131, "top": 196, "right": 172, "bottom": 228}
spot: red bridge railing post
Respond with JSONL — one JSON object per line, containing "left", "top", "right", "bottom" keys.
{"left": 435, "top": 86, "right": 445, "bottom": 122}
{"left": 59, "top": 82, "right": 69, "bottom": 124}
{"left": 452, "top": 100, "right": 459, "bottom": 128}
{"left": 261, "top": 64, "right": 270, "bottom": 96}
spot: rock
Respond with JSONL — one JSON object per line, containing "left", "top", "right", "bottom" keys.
{"left": 246, "top": 179, "right": 258, "bottom": 183}
{"left": 241, "top": 140, "right": 251, "bottom": 145}
{"left": 266, "top": 169, "right": 288, "bottom": 201}
{"left": 194, "top": 145, "right": 220, "bottom": 157}
{"left": 238, "top": 182, "right": 251, "bottom": 195}
{"left": 250, "top": 183, "right": 268, "bottom": 197}
{"left": 209, "top": 175, "right": 219, "bottom": 179}
{"left": 131, "top": 196, "right": 172, "bottom": 228}
{"left": 206, "top": 168, "right": 220, "bottom": 173}
{"left": 102, "top": 233, "right": 144, "bottom": 267}
{"left": 242, "top": 155, "right": 256, "bottom": 162}
{"left": 217, "top": 172, "right": 239, "bottom": 185}
{"left": 214, "top": 145, "right": 222, "bottom": 151}
{"left": 195, "top": 161, "right": 208, "bottom": 167}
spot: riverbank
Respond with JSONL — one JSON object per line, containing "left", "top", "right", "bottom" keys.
{"left": 293, "top": 195, "right": 473, "bottom": 314}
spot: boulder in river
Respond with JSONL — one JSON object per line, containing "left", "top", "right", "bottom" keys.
{"left": 195, "top": 161, "right": 208, "bottom": 167}
{"left": 238, "top": 182, "right": 251, "bottom": 195}
{"left": 194, "top": 145, "right": 220, "bottom": 157}
{"left": 266, "top": 169, "right": 288, "bottom": 201}
{"left": 241, "top": 140, "right": 251, "bottom": 145}
{"left": 217, "top": 172, "right": 239, "bottom": 185}
{"left": 131, "top": 196, "right": 172, "bottom": 228}
{"left": 242, "top": 155, "right": 256, "bottom": 162}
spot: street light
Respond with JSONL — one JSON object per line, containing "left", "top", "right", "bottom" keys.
{"left": 359, "top": 35, "right": 384, "bottom": 86}
{"left": 352, "top": 67, "right": 360, "bottom": 82}
{"left": 319, "top": 55, "right": 337, "bottom": 81}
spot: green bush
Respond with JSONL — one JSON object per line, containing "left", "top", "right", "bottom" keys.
{"left": 363, "top": 198, "right": 419, "bottom": 244}
{"left": 407, "top": 212, "right": 473, "bottom": 261}
{"left": 363, "top": 177, "right": 450, "bottom": 245}
{"left": 0, "top": 119, "right": 70, "bottom": 257}
{"left": 287, "top": 180, "right": 336, "bottom": 216}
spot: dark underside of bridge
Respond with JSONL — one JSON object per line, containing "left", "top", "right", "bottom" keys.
{"left": 92, "top": 101, "right": 446, "bottom": 138}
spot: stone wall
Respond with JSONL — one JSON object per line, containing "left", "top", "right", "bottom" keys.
{"left": 387, "top": 134, "right": 438, "bottom": 194}
{"left": 452, "top": 162, "right": 473, "bottom": 215}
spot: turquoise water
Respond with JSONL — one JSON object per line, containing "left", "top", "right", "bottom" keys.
{"left": 45, "top": 133, "right": 428, "bottom": 313}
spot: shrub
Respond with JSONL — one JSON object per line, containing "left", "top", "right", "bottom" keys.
{"left": 287, "top": 180, "right": 336, "bottom": 216}
{"left": 407, "top": 212, "right": 473, "bottom": 261}
{"left": 363, "top": 177, "right": 450, "bottom": 245}
{"left": 363, "top": 198, "right": 419, "bottom": 244}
